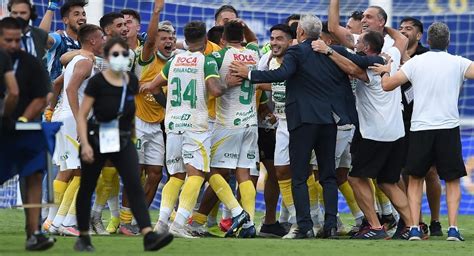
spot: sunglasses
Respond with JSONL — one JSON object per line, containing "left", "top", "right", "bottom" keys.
{"left": 111, "top": 50, "right": 130, "bottom": 57}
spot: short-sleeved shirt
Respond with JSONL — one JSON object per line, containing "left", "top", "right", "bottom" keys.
{"left": 0, "top": 49, "right": 13, "bottom": 100}
{"left": 161, "top": 50, "right": 220, "bottom": 133}
{"left": 47, "top": 31, "right": 81, "bottom": 81}
{"left": 85, "top": 72, "right": 139, "bottom": 131}
{"left": 355, "top": 47, "right": 404, "bottom": 142}
{"left": 134, "top": 47, "right": 167, "bottom": 123}
{"left": 12, "top": 51, "right": 50, "bottom": 121}
{"left": 210, "top": 43, "right": 260, "bottom": 128}
{"left": 401, "top": 50, "right": 472, "bottom": 131}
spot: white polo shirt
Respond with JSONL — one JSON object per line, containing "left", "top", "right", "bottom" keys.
{"left": 355, "top": 47, "right": 405, "bottom": 141}
{"left": 401, "top": 50, "right": 472, "bottom": 131}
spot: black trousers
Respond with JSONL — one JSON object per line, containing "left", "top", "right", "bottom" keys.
{"left": 76, "top": 139, "right": 151, "bottom": 232}
{"left": 289, "top": 123, "right": 338, "bottom": 232}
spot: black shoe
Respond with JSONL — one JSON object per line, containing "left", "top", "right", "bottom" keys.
{"left": 322, "top": 227, "right": 338, "bottom": 239}
{"left": 392, "top": 218, "right": 409, "bottom": 240}
{"left": 381, "top": 214, "right": 398, "bottom": 231}
{"left": 25, "top": 232, "right": 55, "bottom": 251}
{"left": 225, "top": 211, "right": 250, "bottom": 238}
{"left": 351, "top": 227, "right": 389, "bottom": 240}
{"left": 429, "top": 221, "right": 443, "bottom": 236}
{"left": 419, "top": 222, "right": 429, "bottom": 236}
{"left": 144, "top": 231, "right": 174, "bottom": 251}
{"left": 73, "top": 235, "right": 95, "bottom": 252}
{"left": 258, "top": 222, "right": 288, "bottom": 238}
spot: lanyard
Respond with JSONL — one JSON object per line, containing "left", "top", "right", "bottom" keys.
{"left": 13, "top": 59, "right": 19, "bottom": 74}
{"left": 117, "top": 74, "right": 127, "bottom": 118}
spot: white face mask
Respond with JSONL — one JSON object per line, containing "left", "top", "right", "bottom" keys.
{"left": 109, "top": 55, "right": 130, "bottom": 72}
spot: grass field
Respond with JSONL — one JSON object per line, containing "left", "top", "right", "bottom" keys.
{"left": 0, "top": 209, "right": 473, "bottom": 256}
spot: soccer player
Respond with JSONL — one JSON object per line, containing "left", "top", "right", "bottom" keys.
{"left": 313, "top": 30, "right": 413, "bottom": 240}
{"left": 118, "top": 0, "right": 167, "bottom": 235}
{"left": 398, "top": 17, "right": 443, "bottom": 237}
{"left": 140, "top": 20, "right": 228, "bottom": 238}
{"left": 371, "top": 22, "right": 474, "bottom": 242}
{"left": 41, "top": 0, "right": 88, "bottom": 234}
{"left": 121, "top": 9, "right": 145, "bottom": 50}
{"left": 49, "top": 23, "right": 105, "bottom": 237}
{"left": 40, "top": 0, "right": 86, "bottom": 80}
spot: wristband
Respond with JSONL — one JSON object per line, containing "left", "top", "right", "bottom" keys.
{"left": 380, "top": 71, "right": 389, "bottom": 77}
{"left": 18, "top": 116, "right": 28, "bottom": 122}
{"left": 47, "top": 1, "right": 59, "bottom": 11}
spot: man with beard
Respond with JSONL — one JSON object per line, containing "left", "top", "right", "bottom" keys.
{"left": 398, "top": 17, "right": 443, "bottom": 237}
{"left": 0, "top": 17, "right": 53, "bottom": 250}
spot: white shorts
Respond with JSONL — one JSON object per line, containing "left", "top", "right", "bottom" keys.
{"left": 166, "top": 131, "right": 211, "bottom": 175}
{"left": 52, "top": 114, "right": 80, "bottom": 171}
{"left": 335, "top": 126, "right": 354, "bottom": 169}
{"left": 274, "top": 119, "right": 317, "bottom": 167}
{"left": 210, "top": 125, "right": 258, "bottom": 169}
{"left": 136, "top": 118, "right": 165, "bottom": 166}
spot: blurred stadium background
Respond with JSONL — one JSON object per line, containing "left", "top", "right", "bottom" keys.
{"left": 0, "top": 0, "right": 474, "bottom": 215}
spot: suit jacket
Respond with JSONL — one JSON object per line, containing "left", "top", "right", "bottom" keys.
{"left": 250, "top": 39, "right": 383, "bottom": 131}
{"left": 30, "top": 26, "right": 48, "bottom": 65}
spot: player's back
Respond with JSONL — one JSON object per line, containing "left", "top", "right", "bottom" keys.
{"left": 165, "top": 51, "right": 213, "bottom": 133}
{"left": 212, "top": 45, "right": 259, "bottom": 128}
{"left": 56, "top": 55, "right": 93, "bottom": 117}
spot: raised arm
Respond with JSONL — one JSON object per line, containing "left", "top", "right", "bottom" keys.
{"left": 141, "top": 0, "right": 164, "bottom": 62}
{"left": 328, "top": 0, "right": 355, "bottom": 49}
{"left": 235, "top": 19, "right": 258, "bottom": 44}
{"left": 39, "top": 2, "right": 60, "bottom": 49}
{"left": 385, "top": 27, "right": 408, "bottom": 59}
{"left": 66, "top": 60, "right": 93, "bottom": 120}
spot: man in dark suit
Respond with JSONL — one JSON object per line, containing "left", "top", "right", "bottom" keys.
{"left": 230, "top": 14, "right": 383, "bottom": 239}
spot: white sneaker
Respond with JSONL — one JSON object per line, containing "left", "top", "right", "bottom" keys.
{"left": 48, "top": 224, "right": 60, "bottom": 235}
{"left": 91, "top": 216, "right": 110, "bottom": 235}
{"left": 282, "top": 224, "right": 298, "bottom": 239}
{"left": 153, "top": 220, "right": 169, "bottom": 234}
{"left": 186, "top": 223, "right": 209, "bottom": 237}
{"left": 169, "top": 224, "right": 199, "bottom": 239}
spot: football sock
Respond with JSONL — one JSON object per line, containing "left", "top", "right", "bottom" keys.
{"left": 46, "top": 179, "right": 68, "bottom": 222}
{"left": 52, "top": 176, "right": 80, "bottom": 227}
{"left": 174, "top": 176, "right": 205, "bottom": 227}
{"left": 208, "top": 174, "right": 243, "bottom": 217}
{"left": 158, "top": 177, "right": 184, "bottom": 223}
{"left": 63, "top": 189, "right": 78, "bottom": 227}
{"left": 239, "top": 180, "right": 256, "bottom": 223}
{"left": 107, "top": 172, "right": 120, "bottom": 218}
{"left": 339, "top": 181, "right": 364, "bottom": 219}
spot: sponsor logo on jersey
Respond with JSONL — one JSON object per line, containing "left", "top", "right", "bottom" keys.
{"left": 175, "top": 56, "right": 198, "bottom": 67}
{"left": 247, "top": 150, "right": 256, "bottom": 160}
{"left": 169, "top": 122, "right": 175, "bottom": 130}
{"left": 224, "top": 152, "right": 239, "bottom": 159}
{"left": 273, "top": 91, "right": 286, "bottom": 102}
{"left": 233, "top": 53, "right": 256, "bottom": 65}
{"left": 233, "top": 118, "right": 241, "bottom": 126}
{"left": 166, "top": 157, "right": 181, "bottom": 165}
{"left": 183, "top": 151, "right": 194, "bottom": 159}
{"left": 181, "top": 114, "right": 191, "bottom": 120}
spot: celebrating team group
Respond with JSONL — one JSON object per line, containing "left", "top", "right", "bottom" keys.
{"left": 1, "top": 0, "right": 474, "bottom": 252}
